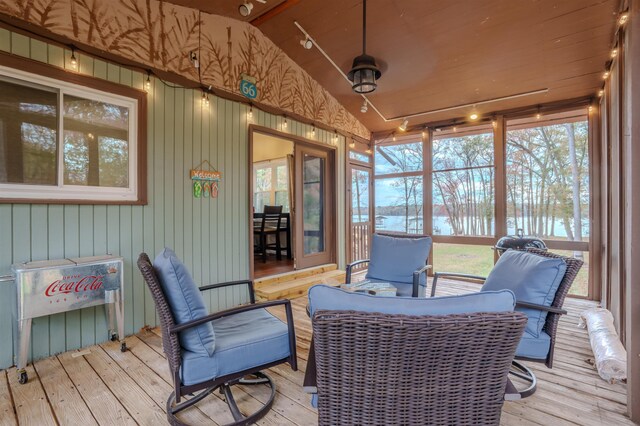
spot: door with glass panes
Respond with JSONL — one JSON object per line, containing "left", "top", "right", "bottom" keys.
{"left": 294, "top": 144, "right": 334, "bottom": 269}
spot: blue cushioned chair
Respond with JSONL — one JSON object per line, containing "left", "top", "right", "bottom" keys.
{"left": 345, "top": 233, "right": 432, "bottom": 297}
{"left": 137, "top": 249, "right": 297, "bottom": 425}
{"left": 431, "top": 248, "right": 583, "bottom": 398}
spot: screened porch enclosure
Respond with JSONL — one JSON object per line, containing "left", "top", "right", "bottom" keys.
{"left": 0, "top": 0, "right": 638, "bottom": 423}
{"left": 367, "top": 107, "right": 593, "bottom": 298}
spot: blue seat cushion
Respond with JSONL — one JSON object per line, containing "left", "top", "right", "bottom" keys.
{"left": 481, "top": 250, "right": 567, "bottom": 338}
{"left": 154, "top": 248, "right": 215, "bottom": 357}
{"left": 516, "top": 329, "right": 551, "bottom": 360}
{"left": 366, "top": 234, "right": 432, "bottom": 285}
{"left": 181, "top": 308, "right": 291, "bottom": 386}
{"left": 308, "top": 284, "right": 515, "bottom": 317}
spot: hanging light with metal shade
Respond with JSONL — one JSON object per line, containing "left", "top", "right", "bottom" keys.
{"left": 348, "top": 0, "right": 381, "bottom": 94}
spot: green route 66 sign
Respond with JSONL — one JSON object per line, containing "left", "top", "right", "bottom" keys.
{"left": 240, "top": 74, "right": 258, "bottom": 99}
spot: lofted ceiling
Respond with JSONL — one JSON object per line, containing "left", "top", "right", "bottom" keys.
{"left": 165, "top": 0, "right": 620, "bottom": 132}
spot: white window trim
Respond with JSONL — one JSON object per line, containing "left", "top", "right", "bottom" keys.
{"left": 0, "top": 64, "right": 139, "bottom": 202}
{"left": 253, "top": 158, "right": 289, "bottom": 211}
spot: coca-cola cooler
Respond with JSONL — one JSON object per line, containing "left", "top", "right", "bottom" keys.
{"left": 11, "top": 255, "right": 126, "bottom": 384}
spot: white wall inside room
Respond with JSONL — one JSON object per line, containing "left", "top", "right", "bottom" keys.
{"left": 253, "top": 133, "right": 294, "bottom": 162}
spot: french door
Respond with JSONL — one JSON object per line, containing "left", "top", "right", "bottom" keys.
{"left": 294, "top": 145, "right": 334, "bottom": 269}
{"left": 348, "top": 165, "right": 373, "bottom": 266}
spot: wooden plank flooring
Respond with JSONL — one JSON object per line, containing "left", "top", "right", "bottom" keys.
{"left": 0, "top": 279, "right": 633, "bottom": 425}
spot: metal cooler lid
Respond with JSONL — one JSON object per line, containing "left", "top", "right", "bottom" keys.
{"left": 67, "top": 255, "right": 122, "bottom": 265}
{"left": 12, "top": 258, "right": 75, "bottom": 272}
{"left": 12, "top": 255, "right": 122, "bottom": 273}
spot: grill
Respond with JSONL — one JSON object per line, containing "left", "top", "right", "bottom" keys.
{"left": 494, "top": 229, "right": 547, "bottom": 256}
{"left": 8, "top": 255, "right": 125, "bottom": 384}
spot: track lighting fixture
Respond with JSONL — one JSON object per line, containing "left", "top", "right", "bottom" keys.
{"left": 399, "top": 118, "right": 409, "bottom": 132}
{"left": 239, "top": 2, "right": 254, "bottom": 17}
{"left": 300, "top": 37, "right": 313, "bottom": 49}
{"left": 360, "top": 99, "right": 368, "bottom": 113}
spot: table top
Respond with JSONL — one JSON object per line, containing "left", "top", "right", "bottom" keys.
{"left": 340, "top": 281, "right": 397, "bottom": 297}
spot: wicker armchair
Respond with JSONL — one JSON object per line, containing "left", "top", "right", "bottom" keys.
{"left": 308, "top": 310, "right": 527, "bottom": 426}
{"left": 431, "top": 248, "right": 583, "bottom": 398}
{"left": 137, "top": 252, "right": 297, "bottom": 425}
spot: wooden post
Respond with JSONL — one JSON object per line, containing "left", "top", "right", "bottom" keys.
{"left": 424, "top": 129, "right": 434, "bottom": 273}
{"left": 493, "top": 115, "right": 507, "bottom": 263}
{"left": 625, "top": 0, "right": 640, "bottom": 420}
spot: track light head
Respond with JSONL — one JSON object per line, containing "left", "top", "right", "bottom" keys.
{"left": 239, "top": 2, "right": 253, "bottom": 17}
{"left": 360, "top": 99, "right": 368, "bottom": 113}
{"left": 300, "top": 37, "right": 313, "bottom": 49}
{"left": 399, "top": 118, "right": 409, "bottom": 132}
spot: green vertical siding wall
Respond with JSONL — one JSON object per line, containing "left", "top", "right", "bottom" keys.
{"left": 0, "top": 29, "right": 346, "bottom": 369}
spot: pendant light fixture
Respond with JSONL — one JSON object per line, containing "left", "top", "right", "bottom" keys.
{"left": 347, "top": 0, "right": 382, "bottom": 94}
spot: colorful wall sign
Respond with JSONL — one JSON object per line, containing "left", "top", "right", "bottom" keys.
{"left": 190, "top": 161, "right": 221, "bottom": 199}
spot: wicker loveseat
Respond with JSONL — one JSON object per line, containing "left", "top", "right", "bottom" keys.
{"left": 303, "top": 285, "right": 527, "bottom": 426}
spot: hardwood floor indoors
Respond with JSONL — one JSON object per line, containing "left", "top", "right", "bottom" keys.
{"left": 0, "top": 278, "right": 632, "bottom": 426}
{"left": 253, "top": 255, "right": 295, "bottom": 279}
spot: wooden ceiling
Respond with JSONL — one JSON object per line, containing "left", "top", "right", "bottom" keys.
{"left": 166, "top": 0, "right": 288, "bottom": 22}
{"left": 164, "top": 0, "right": 620, "bottom": 132}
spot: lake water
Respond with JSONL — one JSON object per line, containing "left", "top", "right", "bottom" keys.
{"left": 352, "top": 214, "right": 590, "bottom": 238}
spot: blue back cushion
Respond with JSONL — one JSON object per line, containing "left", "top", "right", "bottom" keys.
{"left": 481, "top": 250, "right": 567, "bottom": 338}
{"left": 308, "top": 284, "right": 515, "bottom": 317}
{"left": 366, "top": 234, "right": 432, "bottom": 285}
{"left": 154, "top": 248, "right": 215, "bottom": 356}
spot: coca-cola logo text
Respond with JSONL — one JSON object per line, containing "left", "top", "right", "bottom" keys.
{"left": 45, "top": 275, "right": 104, "bottom": 297}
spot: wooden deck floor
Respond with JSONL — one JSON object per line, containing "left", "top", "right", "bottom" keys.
{"left": 0, "top": 279, "right": 633, "bottom": 425}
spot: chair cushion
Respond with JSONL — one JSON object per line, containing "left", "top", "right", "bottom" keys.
{"left": 481, "top": 250, "right": 567, "bottom": 338}
{"left": 154, "top": 248, "right": 215, "bottom": 357}
{"left": 516, "top": 329, "right": 551, "bottom": 360}
{"left": 180, "top": 308, "right": 291, "bottom": 386}
{"left": 308, "top": 284, "right": 515, "bottom": 317}
{"left": 365, "top": 234, "right": 432, "bottom": 285}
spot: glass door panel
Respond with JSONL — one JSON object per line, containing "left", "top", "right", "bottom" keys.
{"left": 349, "top": 165, "right": 373, "bottom": 267}
{"left": 295, "top": 146, "right": 332, "bottom": 269}
{"left": 303, "top": 154, "right": 325, "bottom": 254}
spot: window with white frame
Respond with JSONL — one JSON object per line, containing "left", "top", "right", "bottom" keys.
{"left": 253, "top": 158, "right": 289, "bottom": 213}
{"left": 0, "top": 65, "right": 141, "bottom": 202}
